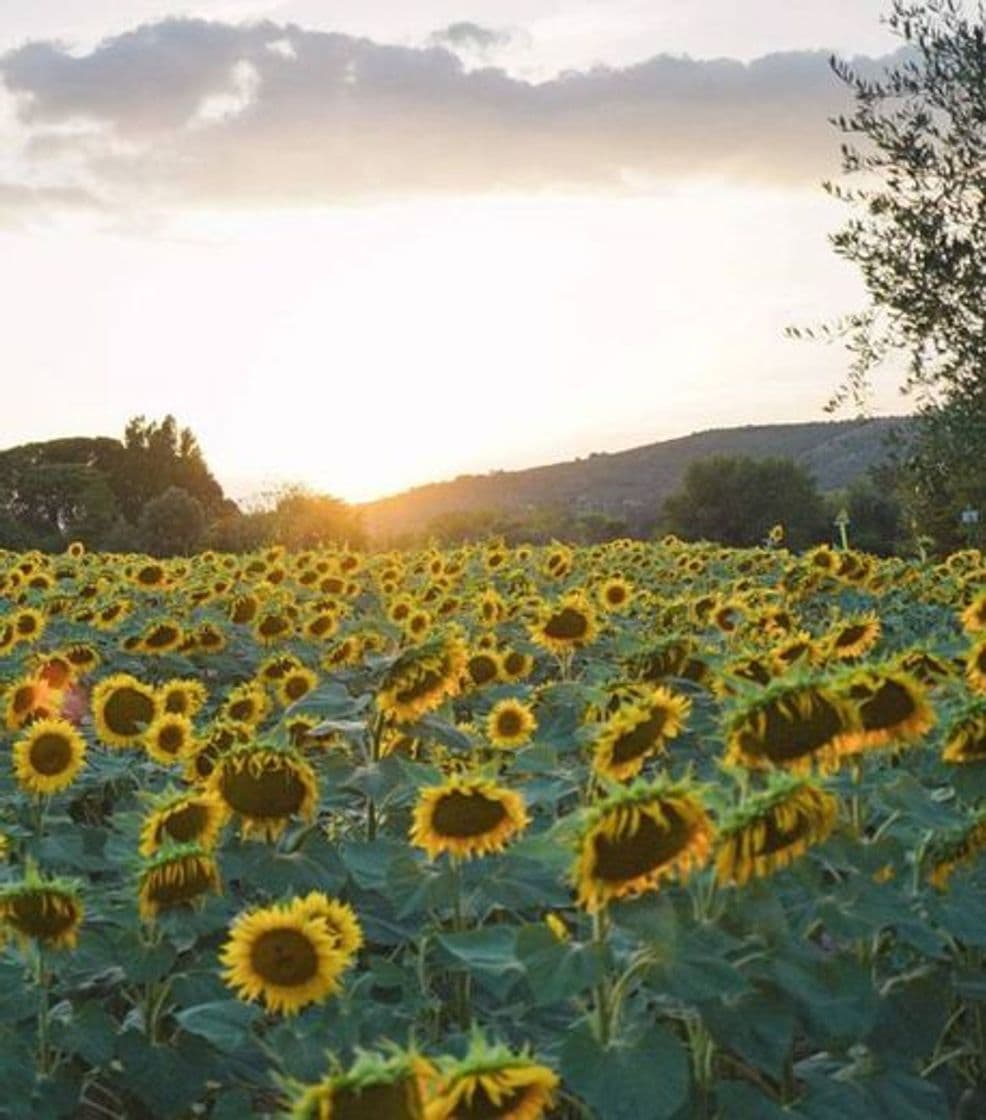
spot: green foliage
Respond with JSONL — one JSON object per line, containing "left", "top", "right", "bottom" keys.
{"left": 137, "top": 486, "right": 207, "bottom": 556}
{"left": 661, "top": 455, "right": 830, "bottom": 548}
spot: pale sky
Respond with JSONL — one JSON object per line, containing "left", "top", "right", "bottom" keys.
{"left": 0, "top": 2, "right": 912, "bottom": 502}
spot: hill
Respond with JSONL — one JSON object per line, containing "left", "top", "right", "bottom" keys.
{"left": 360, "top": 418, "right": 908, "bottom": 541}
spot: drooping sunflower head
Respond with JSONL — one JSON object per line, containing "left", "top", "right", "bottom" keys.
{"left": 220, "top": 896, "right": 348, "bottom": 1016}
{"left": 965, "top": 637, "right": 986, "bottom": 693}
{"left": 410, "top": 775, "right": 529, "bottom": 861}
{"left": 926, "top": 812, "right": 986, "bottom": 891}
{"left": 942, "top": 700, "right": 986, "bottom": 765}
{"left": 377, "top": 632, "right": 468, "bottom": 724}
{"left": 137, "top": 843, "right": 221, "bottom": 922}
{"left": 724, "top": 679, "right": 857, "bottom": 775}
{"left": 426, "top": 1036, "right": 558, "bottom": 1120}
{"left": 899, "top": 648, "right": 956, "bottom": 688}
{"left": 91, "top": 673, "right": 160, "bottom": 747}
{"left": 13, "top": 717, "right": 87, "bottom": 796}
{"left": 592, "top": 686, "right": 691, "bottom": 781}
{"left": 770, "top": 631, "right": 822, "bottom": 675}
{"left": 296, "top": 891, "right": 364, "bottom": 961}
{"left": 207, "top": 745, "right": 318, "bottom": 841}
{"left": 573, "top": 779, "right": 714, "bottom": 912}
{"left": 0, "top": 868, "right": 84, "bottom": 950}
{"left": 960, "top": 590, "right": 986, "bottom": 635}
{"left": 486, "top": 699, "right": 537, "bottom": 749}
{"left": 139, "top": 790, "right": 227, "bottom": 857}
{"left": 824, "top": 613, "right": 882, "bottom": 662}
{"left": 288, "top": 1048, "right": 432, "bottom": 1120}
{"left": 835, "top": 665, "right": 935, "bottom": 754}
{"left": 715, "top": 775, "right": 838, "bottom": 887}
{"left": 530, "top": 594, "right": 598, "bottom": 655}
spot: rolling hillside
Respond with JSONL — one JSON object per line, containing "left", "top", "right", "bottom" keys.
{"left": 360, "top": 417, "right": 908, "bottom": 540}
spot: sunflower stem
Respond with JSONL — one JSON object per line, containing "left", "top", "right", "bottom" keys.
{"left": 449, "top": 857, "right": 472, "bottom": 1029}
{"left": 35, "top": 946, "right": 51, "bottom": 1077}
{"left": 590, "top": 908, "right": 613, "bottom": 1046}
{"left": 366, "top": 713, "right": 385, "bottom": 842}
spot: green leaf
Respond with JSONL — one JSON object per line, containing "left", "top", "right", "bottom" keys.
{"left": 176, "top": 1000, "right": 261, "bottom": 1053}
{"left": 515, "top": 924, "right": 607, "bottom": 1006}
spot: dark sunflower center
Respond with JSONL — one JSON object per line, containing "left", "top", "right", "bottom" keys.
{"left": 156, "top": 803, "right": 209, "bottom": 845}
{"left": 8, "top": 891, "right": 78, "bottom": 939}
{"left": 431, "top": 790, "right": 508, "bottom": 839}
{"left": 13, "top": 687, "right": 37, "bottom": 714}
{"left": 543, "top": 608, "right": 589, "bottom": 641}
{"left": 592, "top": 806, "right": 691, "bottom": 883}
{"left": 221, "top": 761, "right": 307, "bottom": 818}
{"left": 165, "top": 692, "right": 189, "bottom": 714}
{"left": 755, "top": 804, "right": 812, "bottom": 856}
{"left": 469, "top": 657, "right": 498, "bottom": 686}
{"left": 29, "top": 733, "right": 73, "bottom": 775}
{"left": 747, "top": 693, "right": 843, "bottom": 762}
{"left": 455, "top": 1081, "right": 530, "bottom": 1119}
{"left": 228, "top": 699, "right": 256, "bottom": 722}
{"left": 146, "top": 859, "right": 215, "bottom": 910}
{"left": 259, "top": 616, "right": 289, "bottom": 637}
{"left": 284, "top": 676, "right": 310, "bottom": 700}
{"left": 250, "top": 927, "right": 319, "bottom": 987}
{"left": 495, "top": 710, "right": 524, "bottom": 738}
{"left": 502, "top": 653, "right": 524, "bottom": 676}
{"left": 145, "top": 626, "right": 179, "bottom": 649}
{"left": 858, "top": 680, "right": 917, "bottom": 731}
{"left": 607, "top": 587, "right": 627, "bottom": 604}
{"left": 103, "top": 687, "right": 156, "bottom": 736}
{"left": 394, "top": 668, "right": 446, "bottom": 706}
{"left": 157, "top": 724, "right": 185, "bottom": 755}
{"left": 834, "top": 625, "right": 868, "bottom": 649}
{"left": 232, "top": 600, "right": 257, "bottom": 624}
{"left": 331, "top": 1080, "right": 422, "bottom": 1120}
{"left": 610, "top": 712, "right": 667, "bottom": 764}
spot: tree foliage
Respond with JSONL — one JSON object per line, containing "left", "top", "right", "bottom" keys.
{"left": 137, "top": 486, "right": 207, "bottom": 556}
{"left": 661, "top": 456, "right": 830, "bottom": 549}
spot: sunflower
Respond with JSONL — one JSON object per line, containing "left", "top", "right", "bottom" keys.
{"left": 137, "top": 844, "right": 221, "bottom": 921}
{"left": 296, "top": 891, "right": 364, "bottom": 961}
{"left": 221, "top": 897, "right": 348, "bottom": 1016}
{"left": 715, "top": 777, "right": 838, "bottom": 887}
{"left": 289, "top": 1049, "right": 431, "bottom": 1120}
{"left": 926, "top": 812, "right": 986, "bottom": 890}
{"left": 465, "top": 651, "right": 502, "bottom": 689}
{"left": 207, "top": 746, "right": 318, "bottom": 841}
{"left": 137, "top": 619, "right": 185, "bottom": 654}
{"left": 259, "top": 654, "right": 303, "bottom": 684}
{"left": 229, "top": 593, "right": 260, "bottom": 625}
{"left": 572, "top": 780, "right": 714, "bottom": 912}
{"left": 942, "top": 700, "right": 986, "bottom": 764}
{"left": 899, "top": 648, "right": 956, "bottom": 687}
{"left": 770, "top": 632, "right": 821, "bottom": 675}
{"left": 499, "top": 650, "right": 533, "bottom": 683}
{"left": 139, "top": 790, "right": 227, "bottom": 857}
{"left": 142, "top": 713, "right": 196, "bottom": 765}
{"left": 965, "top": 637, "right": 986, "bottom": 693}
{"left": 592, "top": 686, "right": 691, "bottom": 781}
{"left": 223, "top": 683, "right": 270, "bottom": 727}
{"left": 4, "top": 676, "right": 61, "bottom": 731}
{"left": 92, "top": 673, "right": 160, "bottom": 747}
{"left": 724, "top": 679, "right": 856, "bottom": 774}
{"left": 486, "top": 699, "right": 537, "bottom": 749}
{"left": 410, "top": 775, "right": 529, "bottom": 861}
{"left": 0, "top": 870, "right": 84, "bottom": 950}
{"left": 426, "top": 1037, "right": 558, "bottom": 1120}
{"left": 13, "top": 717, "right": 86, "bottom": 795}
{"left": 159, "top": 678, "right": 208, "bottom": 717}
{"left": 255, "top": 610, "right": 295, "bottom": 645}
{"left": 12, "top": 607, "right": 45, "bottom": 644}
{"left": 32, "top": 653, "right": 75, "bottom": 691}
{"left": 132, "top": 562, "right": 168, "bottom": 588}
{"left": 377, "top": 633, "right": 468, "bottom": 723}
{"left": 824, "top": 613, "right": 882, "bottom": 662}
{"left": 835, "top": 666, "right": 935, "bottom": 754}
{"left": 277, "top": 667, "right": 319, "bottom": 708}
{"left": 961, "top": 591, "right": 986, "bottom": 635}
{"left": 597, "top": 576, "right": 633, "bottom": 613}
{"left": 64, "top": 643, "right": 100, "bottom": 675}
{"left": 530, "top": 594, "right": 598, "bottom": 655}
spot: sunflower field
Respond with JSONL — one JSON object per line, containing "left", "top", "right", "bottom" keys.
{"left": 1, "top": 537, "right": 986, "bottom": 1119}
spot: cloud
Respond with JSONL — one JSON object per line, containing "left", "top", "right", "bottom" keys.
{"left": 0, "top": 180, "right": 103, "bottom": 227}
{"left": 428, "top": 21, "right": 515, "bottom": 55}
{"left": 0, "top": 18, "right": 903, "bottom": 212}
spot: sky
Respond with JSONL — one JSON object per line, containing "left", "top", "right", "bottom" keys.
{"left": 0, "top": 1, "right": 911, "bottom": 502}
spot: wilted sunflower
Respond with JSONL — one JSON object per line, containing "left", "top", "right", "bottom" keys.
{"left": 530, "top": 594, "right": 598, "bottom": 656}
{"left": 572, "top": 780, "right": 713, "bottom": 912}
{"left": 824, "top": 613, "right": 882, "bottom": 661}
{"left": 724, "top": 679, "right": 856, "bottom": 774}
{"left": 92, "top": 673, "right": 160, "bottom": 747}
{"left": 377, "top": 633, "right": 468, "bottom": 723}
{"left": 296, "top": 891, "right": 364, "bottom": 961}
{"left": 592, "top": 686, "right": 691, "bottom": 781}
{"left": 715, "top": 776, "right": 838, "bottom": 887}
{"left": 942, "top": 700, "right": 986, "bottom": 764}
{"left": 159, "top": 678, "right": 208, "bottom": 717}
{"left": 13, "top": 717, "right": 86, "bottom": 795}
{"left": 221, "top": 897, "right": 347, "bottom": 1016}
{"left": 135, "top": 780, "right": 220, "bottom": 847}
{"left": 0, "top": 869, "right": 84, "bottom": 950}
{"left": 208, "top": 745, "right": 318, "bottom": 841}
{"left": 486, "top": 699, "right": 537, "bottom": 749}
{"left": 288, "top": 1049, "right": 432, "bottom": 1120}
{"left": 926, "top": 812, "right": 986, "bottom": 890}
{"left": 143, "top": 713, "right": 196, "bottom": 765}
{"left": 426, "top": 1037, "right": 558, "bottom": 1120}
{"left": 835, "top": 665, "right": 935, "bottom": 754}
{"left": 137, "top": 843, "right": 221, "bottom": 921}
{"left": 410, "top": 775, "right": 529, "bottom": 861}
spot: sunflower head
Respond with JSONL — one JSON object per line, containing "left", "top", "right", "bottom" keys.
{"left": 139, "top": 790, "right": 227, "bottom": 857}
{"left": 221, "top": 896, "right": 348, "bottom": 1016}
{"left": 377, "top": 632, "right": 468, "bottom": 723}
{"left": 573, "top": 779, "right": 714, "bottom": 912}
{"left": 13, "top": 717, "right": 87, "bottom": 796}
{"left": 427, "top": 1035, "right": 558, "bottom": 1120}
{"left": 410, "top": 775, "right": 529, "bottom": 861}
{"left": 142, "top": 712, "right": 197, "bottom": 765}
{"left": 207, "top": 745, "right": 318, "bottom": 841}
{"left": 824, "top": 613, "right": 882, "bottom": 662}
{"left": 0, "top": 866, "right": 84, "bottom": 950}
{"left": 530, "top": 594, "right": 598, "bottom": 655}
{"left": 942, "top": 700, "right": 986, "bottom": 765}
{"left": 835, "top": 664, "right": 935, "bottom": 754}
{"left": 295, "top": 891, "right": 364, "bottom": 961}
{"left": 486, "top": 699, "right": 537, "bottom": 749}
{"left": 715, "top": 775, "right": 838, "bottom": 887}
{"left": 276, "top": 667, "right": 319, "bottom": 708}
{"left": 592, "top": 686, "right": 691, "bottom": 781}
{"left": 137, "top": 843, "right": 221, "bottom": 922}
{"left": 926, "top": 812, "right": 986, "bottom": 891}
{"left": 288, "top": 1048, "right": 432, "bottom": 1120}
{"left": 5, "top": 676, "right": 61, "bottom": 731}
{"left": 92, "top": 673, "right": 160, "bottom": 747}
{"left": 159, "top": 678, "right": 208, "bottom": 717}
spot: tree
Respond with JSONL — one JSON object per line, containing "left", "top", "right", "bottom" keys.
{"left": 661, "top": 456, "right": 830, "bottom": 549}
{"left": 791, "top": 1, "right": 986, "bottom": 549}
{"left": 137, "top": 486, "right": 207, "bottom": 556}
